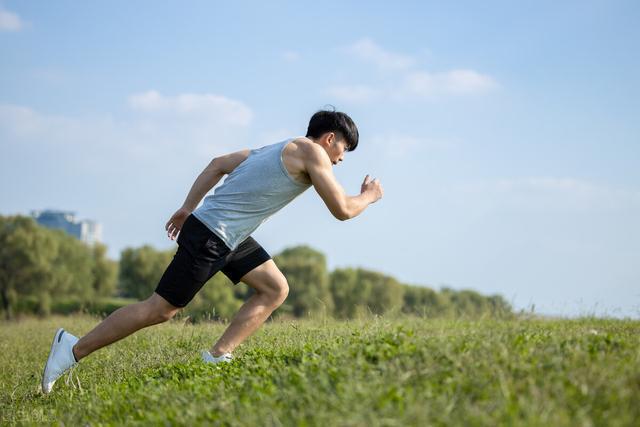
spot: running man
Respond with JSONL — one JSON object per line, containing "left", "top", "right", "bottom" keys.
{"left": 42, "top": 109, "right": 383, "bottom": 393}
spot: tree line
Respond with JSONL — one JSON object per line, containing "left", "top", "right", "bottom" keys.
{"left": 0, "top": 215, "right": 512, "bottom": 320}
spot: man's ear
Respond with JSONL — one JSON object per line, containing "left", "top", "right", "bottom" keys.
{"left": 320, "top": 132, "right": 334, "bottom": 148}
{"left": 327, "top": 132, "right": 338, "bottom": 146}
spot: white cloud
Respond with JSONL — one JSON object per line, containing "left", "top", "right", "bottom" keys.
{"left": 124, "top": 90, "right": 253, "bottom": 158}
{"left": 330, "top": 38, "right": 498, "bottom": 103}
{"left": 128, "top": 90, "right": 252, "bottom": 126}
{"left": 1, "top": 90, "right": 254, "bottom": 163}
{"left": 0, "top": 91, "right": 254, "bottom": 259}
{"left": 403, "top": 69, "right": 497, "bottom": 97}
{"left": 0, "top": 104, "right": 88, "bottom": 142}
{"left": 0, "top": 7, "right": 24, "bottom": 31}
{"left": 1, "top": 90, "right": 254, "bottom": 186}
{"left": 343, "top": 38, "right": 415, "bottom": 71}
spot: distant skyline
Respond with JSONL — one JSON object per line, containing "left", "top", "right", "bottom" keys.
{"left": 1, "top": 1, "right": 638, "bottom": 318}
{"left": 30, "top": 208, "right": 102, "bottom": 246}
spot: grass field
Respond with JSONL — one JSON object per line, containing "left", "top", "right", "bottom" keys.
{"left": 1, "top": 313, "right": 638, "bottom": 426}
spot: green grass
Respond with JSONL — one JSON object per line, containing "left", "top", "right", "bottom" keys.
{"left": 1, "top": 314, "right": 639, "bottom": 426}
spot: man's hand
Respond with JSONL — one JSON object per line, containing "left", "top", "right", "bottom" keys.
{"left": 304, "top": 141, "right": 383, "bottom": 220}
{"left": 361, "top": 175, "right": 383, "bottom": 203}
{"left": 165, "top": 207, "right": 191, "bottom": 241}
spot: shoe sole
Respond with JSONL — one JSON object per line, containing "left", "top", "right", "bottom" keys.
{"left": 41, "top": 327, "right": 64, "bottom": 394}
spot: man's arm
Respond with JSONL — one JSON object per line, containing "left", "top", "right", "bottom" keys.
{"left": 165, "top": 149, "right": 250, "bottom": 240}
{"left": 180, "top": 149, "right": 251, "bottom": 211}
{"left": 304, "top": 144, "right": 383, "bottom": 221}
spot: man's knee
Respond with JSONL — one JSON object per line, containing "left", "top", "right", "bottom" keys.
{"left": 146, "top": 293, "right": 181, "bottom": 323}
{"left": 155, "top": 308, "right": 179, "bottom": 323}
{"left": 264, "top": 278, "right": 289, "bottom": 307}
{"left": 241, "top": 260, "right": 290, "bottom": 307}
{"left": 253, "top": 276, "right": 289, "bottom": 307}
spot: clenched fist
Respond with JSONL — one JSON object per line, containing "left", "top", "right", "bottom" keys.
{"left": 361, "top": 174, "right": 383, "bottom": 203}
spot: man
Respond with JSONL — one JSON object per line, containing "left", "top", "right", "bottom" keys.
{"left": 42, "top": 109, "right": 383, "bottom": 393}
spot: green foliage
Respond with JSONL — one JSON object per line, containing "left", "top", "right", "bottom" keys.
{"left": 0, "top": 215, "right": 117, "bottom": 318}
{"left": 1, "top": 316, "right": 639, "bottom": 425}
{"left": 329, "top": 268, "right": 364, "bottom": 318}
{"left": 439, "top": 287, "right": 513, "bottom": 318}
{"left": 118, "top": 245, "right": 174, "bottom": 300}
{"left": 355, "top": 269, "right": 404, "bottom": 315}
{"left": 330, "top": 268, "right": 404, "bottom": 318}
{"left": 90, "top": 243, "right": 118, "bottom": 297}
{"left": 50, "top": 297, "right": 137, "bottom": 317}
{"left": 274, "top": 245, "right": 334, "bottom": 318}
{"left": 402, "top": 284, "right": 447, "bottom": 316}
{"left": 182, "top": 274, "right": 243, "bottom": 322}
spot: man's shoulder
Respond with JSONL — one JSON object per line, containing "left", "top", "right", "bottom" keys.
{"left": 289, "top": 137, "right": 324, "bottom": 160}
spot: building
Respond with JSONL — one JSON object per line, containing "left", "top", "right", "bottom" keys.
{"left": 30, "top": 209, "right": 102, "bottom": 245}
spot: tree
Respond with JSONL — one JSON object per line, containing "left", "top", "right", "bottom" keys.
{"left": 118, "top": 245, "right": 174, "bottom": 300}
{"left": 330, "top": 268, "right": 404, "bottom": 318}
{"left": 329, "top": 268, "right": 366, "bottom": 318}
{"left": 91, "top": 243, "right": 118, "bottom": 297}
{"left": 183, "top": 274, "right": 243, "bottom": 322}
{"left": 357, "top": 269, "right": 404, "bottom": 315}
{"left": 487, "top": 294, "right": 512, "bottom": 318}
{"left": 273, "top": 246, "right": 334, "bottom": 318}
{"left": 402, "top": 285, "right": 446, "bottom": 317}
{"left": 0, "top": 215, "right": 98, "bottom": 317}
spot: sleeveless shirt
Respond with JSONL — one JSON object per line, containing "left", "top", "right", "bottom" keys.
{"left": 192, "top": 138, "right": 311, "bottom": 250}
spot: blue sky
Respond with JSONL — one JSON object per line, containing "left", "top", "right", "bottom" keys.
{"left": 1, "top": 1, "right": 639, "bottom": 317}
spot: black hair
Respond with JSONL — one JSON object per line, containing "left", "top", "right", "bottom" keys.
{"left": 305, "top": 106, "right": 359, "bottom": 152}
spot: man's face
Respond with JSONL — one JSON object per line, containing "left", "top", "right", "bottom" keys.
{"left": 324, "top": 133, "right": 349, "bottom": 166}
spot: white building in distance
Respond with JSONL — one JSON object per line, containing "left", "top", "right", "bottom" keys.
{"left": 30, "top": 209, "right": 102, "bottom": 246}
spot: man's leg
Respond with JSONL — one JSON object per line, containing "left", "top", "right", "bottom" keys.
{"left": 209, "top": 260, "right": 288, "bottom": 357}
{"left": 72, "top": 293, "right": 181, "bottom": 361}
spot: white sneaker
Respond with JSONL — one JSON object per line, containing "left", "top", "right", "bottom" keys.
{"left": 201, "top": 350, "right": 233, "bottom": 364}
{"left": 41, "top": 328, "right": 79, "bottom": 394}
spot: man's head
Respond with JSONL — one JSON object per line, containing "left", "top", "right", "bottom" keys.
{"left": 306, "top": 108, "right": 359, "bottom": 166}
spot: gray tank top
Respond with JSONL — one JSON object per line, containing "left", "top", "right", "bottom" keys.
{"left": 192, "top": 137, "right": 311, "bottom": 250}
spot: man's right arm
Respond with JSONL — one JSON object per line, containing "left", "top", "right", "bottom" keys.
{"left": 304, "top": 144, "right": 383, "bottom": 221}
{"left": 180, "top": 149, "right": 251, "bottom": 211}
{"left": 166, "top": 149, "right": 251, "bottom": 240}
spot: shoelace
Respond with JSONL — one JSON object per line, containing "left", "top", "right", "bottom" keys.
{"left": 64, "top": 364, "right": 82, "bottom": 391}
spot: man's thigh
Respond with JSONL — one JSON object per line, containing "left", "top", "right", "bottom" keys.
{"left": 155, "top": 215, "right": 231, "bottom": 308}
{"left": 236, "top": 259, "right": 288, "bottom": 295}
{"left": 155, "top": 245, "right": 227, "bottom": 308}
{"left": 221, "top": 236, "right": 272, "bottom": 285}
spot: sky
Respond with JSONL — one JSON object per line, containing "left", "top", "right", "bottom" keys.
{"left": 1, "top": 1, "right": 638, "bottom": 318}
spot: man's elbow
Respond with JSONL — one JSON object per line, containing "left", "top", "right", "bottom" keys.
{"left": 324, "top": 197, "right": 353, "bottom": 221}
{"left": 334, "top": 208, "right": 352, "bottom": 221}
{"left": 207, "top": 158, "right": 227, "bottom": 176}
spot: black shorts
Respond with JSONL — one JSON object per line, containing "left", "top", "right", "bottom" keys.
{"left": 155, "top": 214, "right": 271, "bottom": 308}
